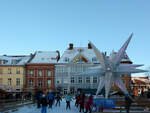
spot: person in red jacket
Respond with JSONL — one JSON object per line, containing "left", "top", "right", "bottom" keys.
{"left": 85, "top": 94, "right": 93, "bottom": 113}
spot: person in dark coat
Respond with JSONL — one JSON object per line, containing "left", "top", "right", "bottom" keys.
{"left": 41, "top": 94, "right": 48, "bottom": 113}
{"left": 47, "top": 92, "right": 55, "bottom": 109}
{"left": 37, "top": 92, "right": 43, "bottom": 108}
{"left": 79, "top": 93, "right": 85, "bottom": 112}
{"left": 55, "top": 93, "right": 62, "bottom": 106}
{"left": 125, "top": 95, "right": 133, "bottom": 113}
{"left": 75, "top": 94, "right": 80, "bottom": 108}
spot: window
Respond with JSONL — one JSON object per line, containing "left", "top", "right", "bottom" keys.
{"left": 78, "top": 77, "right": 82, "bottom": 83}
{"left": 64, "top": 57, "right": 69, "bottom": 62}
{"left": 0, "top": 68, "right": 3, "bottom": 74}
{"left": 93, "top": 77, "right": 97, "bottom": 84}
{"left": 47, "top": 80, "right": 51, "bottom": 87}
{"left": 38, "top": 80, "right": 42, "bottom": 87}
{"left": 29, "top": 80, "right": 33, "bottom": 87}
{"left": 29, "top": 70, "right": 34, "bottom": 76}
{"left": 8, "top": 68, "right": 12, "bottom": 74}
{"left": 41, "top": 58, "right": 45, "bottom": 60}
{"left": 11, "top": 59, "right": 18, "bottom": 64}
{"left": 16, "top": 68, "right": 20, "bottom": 74}
{"left": 16, "top": 78, "right": 20, "bottom": 86}
{"left": 8, "top": 78, "right": 12, "bottom": 85}
{"left": 57, "top": 79, "right": 61, "bottom": 84}
{"left": 64, "top": 79, "right": 68, "bottom": 84}
{"left": 70, "top": 87, "right": 75, "bottom": 94}
{"left": 92, "top": 57, "right": 97, "bottom": 62}
{"left": 71, "top": 77, "right": 74, "bottom": 84}
{"left": 57, "top": 81, "right": 60, "bottom": 84}
{"left": 48, "top": 70, "right": 51, "bottom": 76}
{"left": 86, "top": 77, "right": 90, "bottom": 84}
{"left": 0, "top": 60, "right": 8, "bottom": 64}
{"left": 64, "top": 88, "right": 68, "bottom": 95}
{"left": 38, "top": 70, "right": 42, "bottom": 77}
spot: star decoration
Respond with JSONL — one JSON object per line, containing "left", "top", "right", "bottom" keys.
{"left": 88, "top": 33, "right": 147, "bottom": 98}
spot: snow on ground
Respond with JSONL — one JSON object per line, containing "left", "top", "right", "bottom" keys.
{"left": 7, "top": 99, "right": 80, "bottom": 113}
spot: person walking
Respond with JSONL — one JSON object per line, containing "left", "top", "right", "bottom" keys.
{"left": 125, "top": 94, "right": 133, "bottom": 113}
{"left": 75, "top": 94, "right": 80, "bottom": 108}
{"left": 65, "top": 93, "right": 72, "bottom": 110}
{"left": 41, "top": 94, "right": 48, "bottom": 113}
{"left": 47, "top": 92, "right": 55, "bottom": 109}
{"left": 55, "top": 93, "right": 62, "bottom": 106}
{"left": 37, "top": 92, "right": 43, "bottom": 108}
{"left": 79, "top": 93, "right": 85, "bottom": 112}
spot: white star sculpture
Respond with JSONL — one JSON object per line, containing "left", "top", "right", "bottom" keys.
{"left": 89, "top": 33, "right": 147, "bottom": 98}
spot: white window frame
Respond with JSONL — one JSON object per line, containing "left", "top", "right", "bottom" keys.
{"left": 86, "top": 77, "right": 90, "bottom": 84}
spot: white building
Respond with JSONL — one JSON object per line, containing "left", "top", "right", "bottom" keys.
{"left": 55, "top": 43, "right": 100, "bottom": 95}
{"left": 55, "top": 43, "right": 132, "bottom": 95}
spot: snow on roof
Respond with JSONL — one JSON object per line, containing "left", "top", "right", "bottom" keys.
{"left": 132, "top": 77, "right": 150, "bottom": 84}
{"left": 58, "top": 47, "right": 99, "bottom": 64}
{"left": 58, "top": 46, "right": 132, "bottom": 64}
{"left": 0, "top": 55, "right": 31, "bottom": 66}
{"left": 30, "top": 51, "right": 59, "bottom": 63}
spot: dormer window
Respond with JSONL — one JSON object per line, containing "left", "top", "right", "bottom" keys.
{"left": 0, "top": 60, "right": 8, "bottom": 64}
{"left": 11, "top": 59, "right": 20, "bottom": 65}
{"left": 92, "top": 57, "right": 97, "bottom": 62}
{"left": 64, "top": 57, "right": 69, "bottom": 62}
{"left": 41, "top": 58, "right": 45, "bottom": 60}
{"left": 77, "top": 48, "right": 83, "bottom": 53}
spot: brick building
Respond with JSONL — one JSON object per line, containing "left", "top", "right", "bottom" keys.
{"left": 24, "top": 51, "right": 60, "bottom": 94}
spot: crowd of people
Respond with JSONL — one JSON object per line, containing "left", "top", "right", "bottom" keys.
{"left": 75, "top": 93, "right": 93, "bottom": 113}
{"left": 36, "top": 91, "right": 138, "bottom": 113}
{"left": 36, "top": 91, "right": 94, "bottom": 113}
{"left": 36, "top": 92, "right": 62, "bottom": 113}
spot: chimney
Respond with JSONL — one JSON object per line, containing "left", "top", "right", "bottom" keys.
{"left": 56, "top": 50, "right": 60, "bottom": 61}
{"left": 69, "top": 43, "right": 73, "bottom": 50}
{"left": 88, "top": 43, "right": 92, "bottom": 49}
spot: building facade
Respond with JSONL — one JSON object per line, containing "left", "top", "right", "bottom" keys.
{"left": 55, "top": 43, "right": 100, "bottom": 95}
{"left": 24, "top": 51, "right": 60, "bottom": 94}
{"left": 131, "top": 77, "right": 150, "bottom": 96}
{"left": 55, "top": 43, "right": 133, "bottom": 95}
{"left": 0, "top": 55, "right": 31, "bottom": 92}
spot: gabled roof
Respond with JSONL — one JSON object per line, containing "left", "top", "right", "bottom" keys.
{"left": 29, "top": 51, "right": 59, "bottom": 64}
{"left": 132, "top": 77, "right": 150, "bottom": 84}
{"left": 0, "top": 55, "right": 31, "bottom": 66}
{"left": 58, "top": 47, "right": 99, "bottom": 64}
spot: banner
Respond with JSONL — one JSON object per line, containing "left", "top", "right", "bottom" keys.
{"left": 93, "top": 98, "right": 115, "bottom": 109}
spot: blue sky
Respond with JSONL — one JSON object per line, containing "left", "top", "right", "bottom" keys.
{"left": 0, "top": 0, "right": 150, "bottom": 75}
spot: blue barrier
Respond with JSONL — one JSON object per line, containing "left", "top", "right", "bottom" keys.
{"left": 93, "top": 98, "right": 115, "bottom": 109}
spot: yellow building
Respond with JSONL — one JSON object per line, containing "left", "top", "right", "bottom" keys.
{"left": 0, "top": 55, "right": 31, "bottom": 92}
